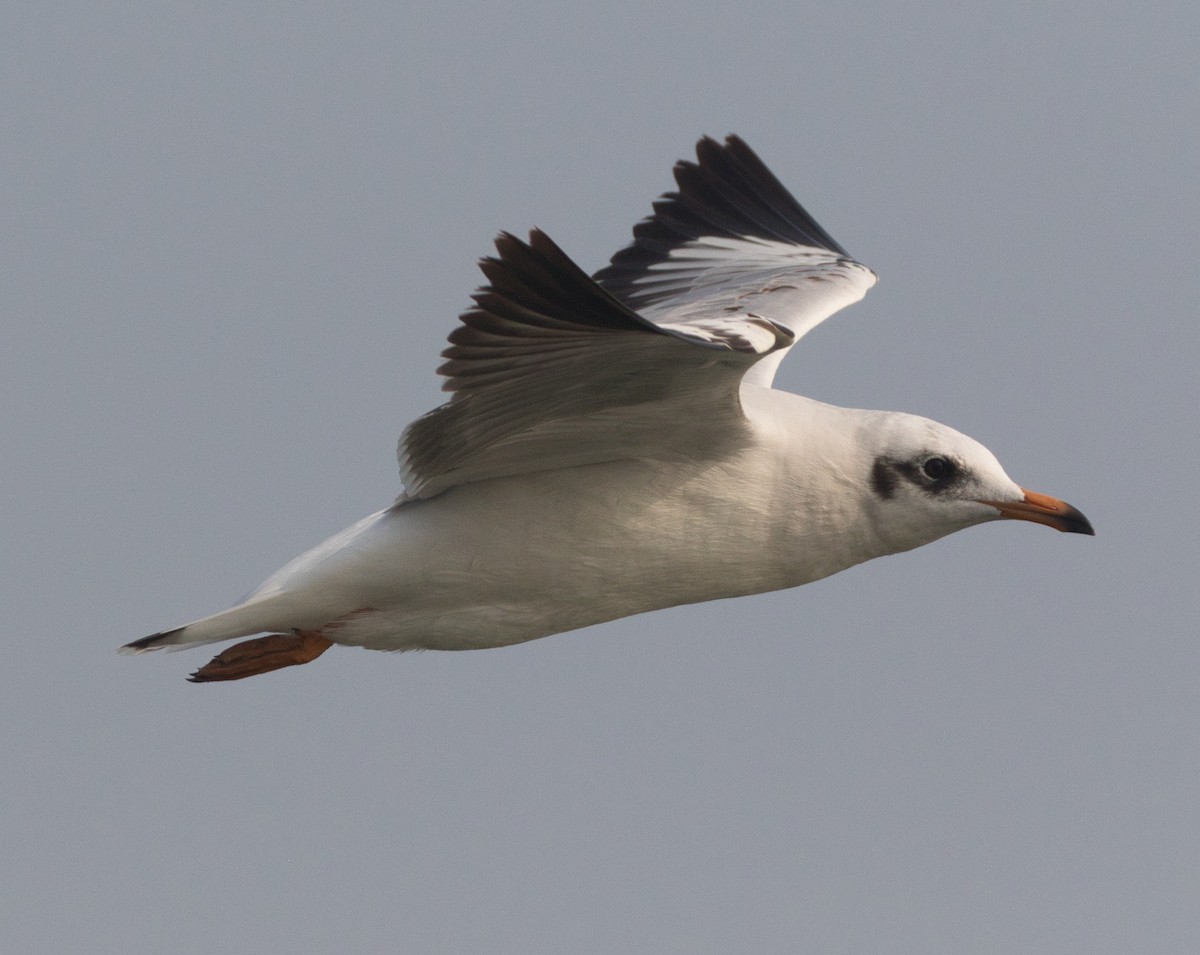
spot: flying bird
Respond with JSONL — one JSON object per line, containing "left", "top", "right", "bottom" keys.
{"left": 123, "top": 135, "right": 1093, "bottom": 682}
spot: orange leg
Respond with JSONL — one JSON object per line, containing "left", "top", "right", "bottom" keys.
{"left": 188, "top": 629, "right": 334, "bottom": 683}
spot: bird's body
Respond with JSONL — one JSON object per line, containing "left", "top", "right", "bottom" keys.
{"left": 125, "top": 136, "right": 1092, "bottom": 680}
{"left": 161, "top": 393, "right": 932, "bottom": 654}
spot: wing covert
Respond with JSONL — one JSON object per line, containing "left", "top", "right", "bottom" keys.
{"left": 398, "top": 230, "right": 791, "bottom": 500}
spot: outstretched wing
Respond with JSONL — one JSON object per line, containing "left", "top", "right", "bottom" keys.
{"left": 593, "top": 135, "right": 876, "bottom": 387}
{"left": 398, "top": 229, "right": 793, "bottom": 500}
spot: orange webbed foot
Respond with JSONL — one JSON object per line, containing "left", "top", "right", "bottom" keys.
{"left": 188, "top": 630, "right": 334, "bottom": 683}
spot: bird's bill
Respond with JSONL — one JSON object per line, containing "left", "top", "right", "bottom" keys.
{"left": 979, "top": 488, "right": 1094, "bottom": 535}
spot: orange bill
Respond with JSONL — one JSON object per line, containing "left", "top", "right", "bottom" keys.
{"left": 978, "top": 488, "right": 1094, "bottom": 535}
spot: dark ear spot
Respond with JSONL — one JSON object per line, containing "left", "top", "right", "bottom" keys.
{"left": 871, "top": 458, "right": 896, "bottom": 499}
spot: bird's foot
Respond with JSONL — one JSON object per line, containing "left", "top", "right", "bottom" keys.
{"left": 188, "top": 630, "right": 334, "bottom": 683}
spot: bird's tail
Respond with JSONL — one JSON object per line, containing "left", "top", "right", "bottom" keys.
{"left": 119, "top": 595, "right": 294, "bottom": 655}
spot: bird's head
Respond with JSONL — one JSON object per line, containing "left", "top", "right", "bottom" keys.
{"left": 862, "top": 412, "right": 1093, "bottom": 553}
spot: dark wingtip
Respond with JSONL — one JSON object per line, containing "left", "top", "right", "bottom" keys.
{"left": 594, "top": 133, "right": 853, "bottom": 309}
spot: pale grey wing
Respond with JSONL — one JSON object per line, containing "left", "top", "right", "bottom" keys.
{"left": 398, "top": 229, "right": 793, "bottom": 500}
{"left": 594, "top": 135, "right": 877, "bottom": 387}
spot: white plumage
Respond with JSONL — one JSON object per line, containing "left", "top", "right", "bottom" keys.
{"left": 124, "top": 136, "right": 1092, "bottom": 681}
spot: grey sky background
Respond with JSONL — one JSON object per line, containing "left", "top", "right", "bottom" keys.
{"left": 3, "top": 3, "right": 1197, "bottom": 953}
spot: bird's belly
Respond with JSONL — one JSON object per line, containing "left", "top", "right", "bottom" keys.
{"left": 317, "top": 458, "right": 811, "bottom": 652}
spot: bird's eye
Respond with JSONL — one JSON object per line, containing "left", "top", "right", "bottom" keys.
{"left": 922, "top": 457, "right": 954, "bottom": 481}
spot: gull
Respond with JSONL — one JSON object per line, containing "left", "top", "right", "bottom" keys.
{"left": 123, "top": 135, "right": 1093, "bottom": 682}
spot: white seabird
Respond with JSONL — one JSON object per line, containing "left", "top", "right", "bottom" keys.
{"left": 124, "top": 135, "right": 1093, "bottom": 682}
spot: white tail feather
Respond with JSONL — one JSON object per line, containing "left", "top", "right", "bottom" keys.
{"left": 121, "top": 594, "right": 298, "bottom": 654}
